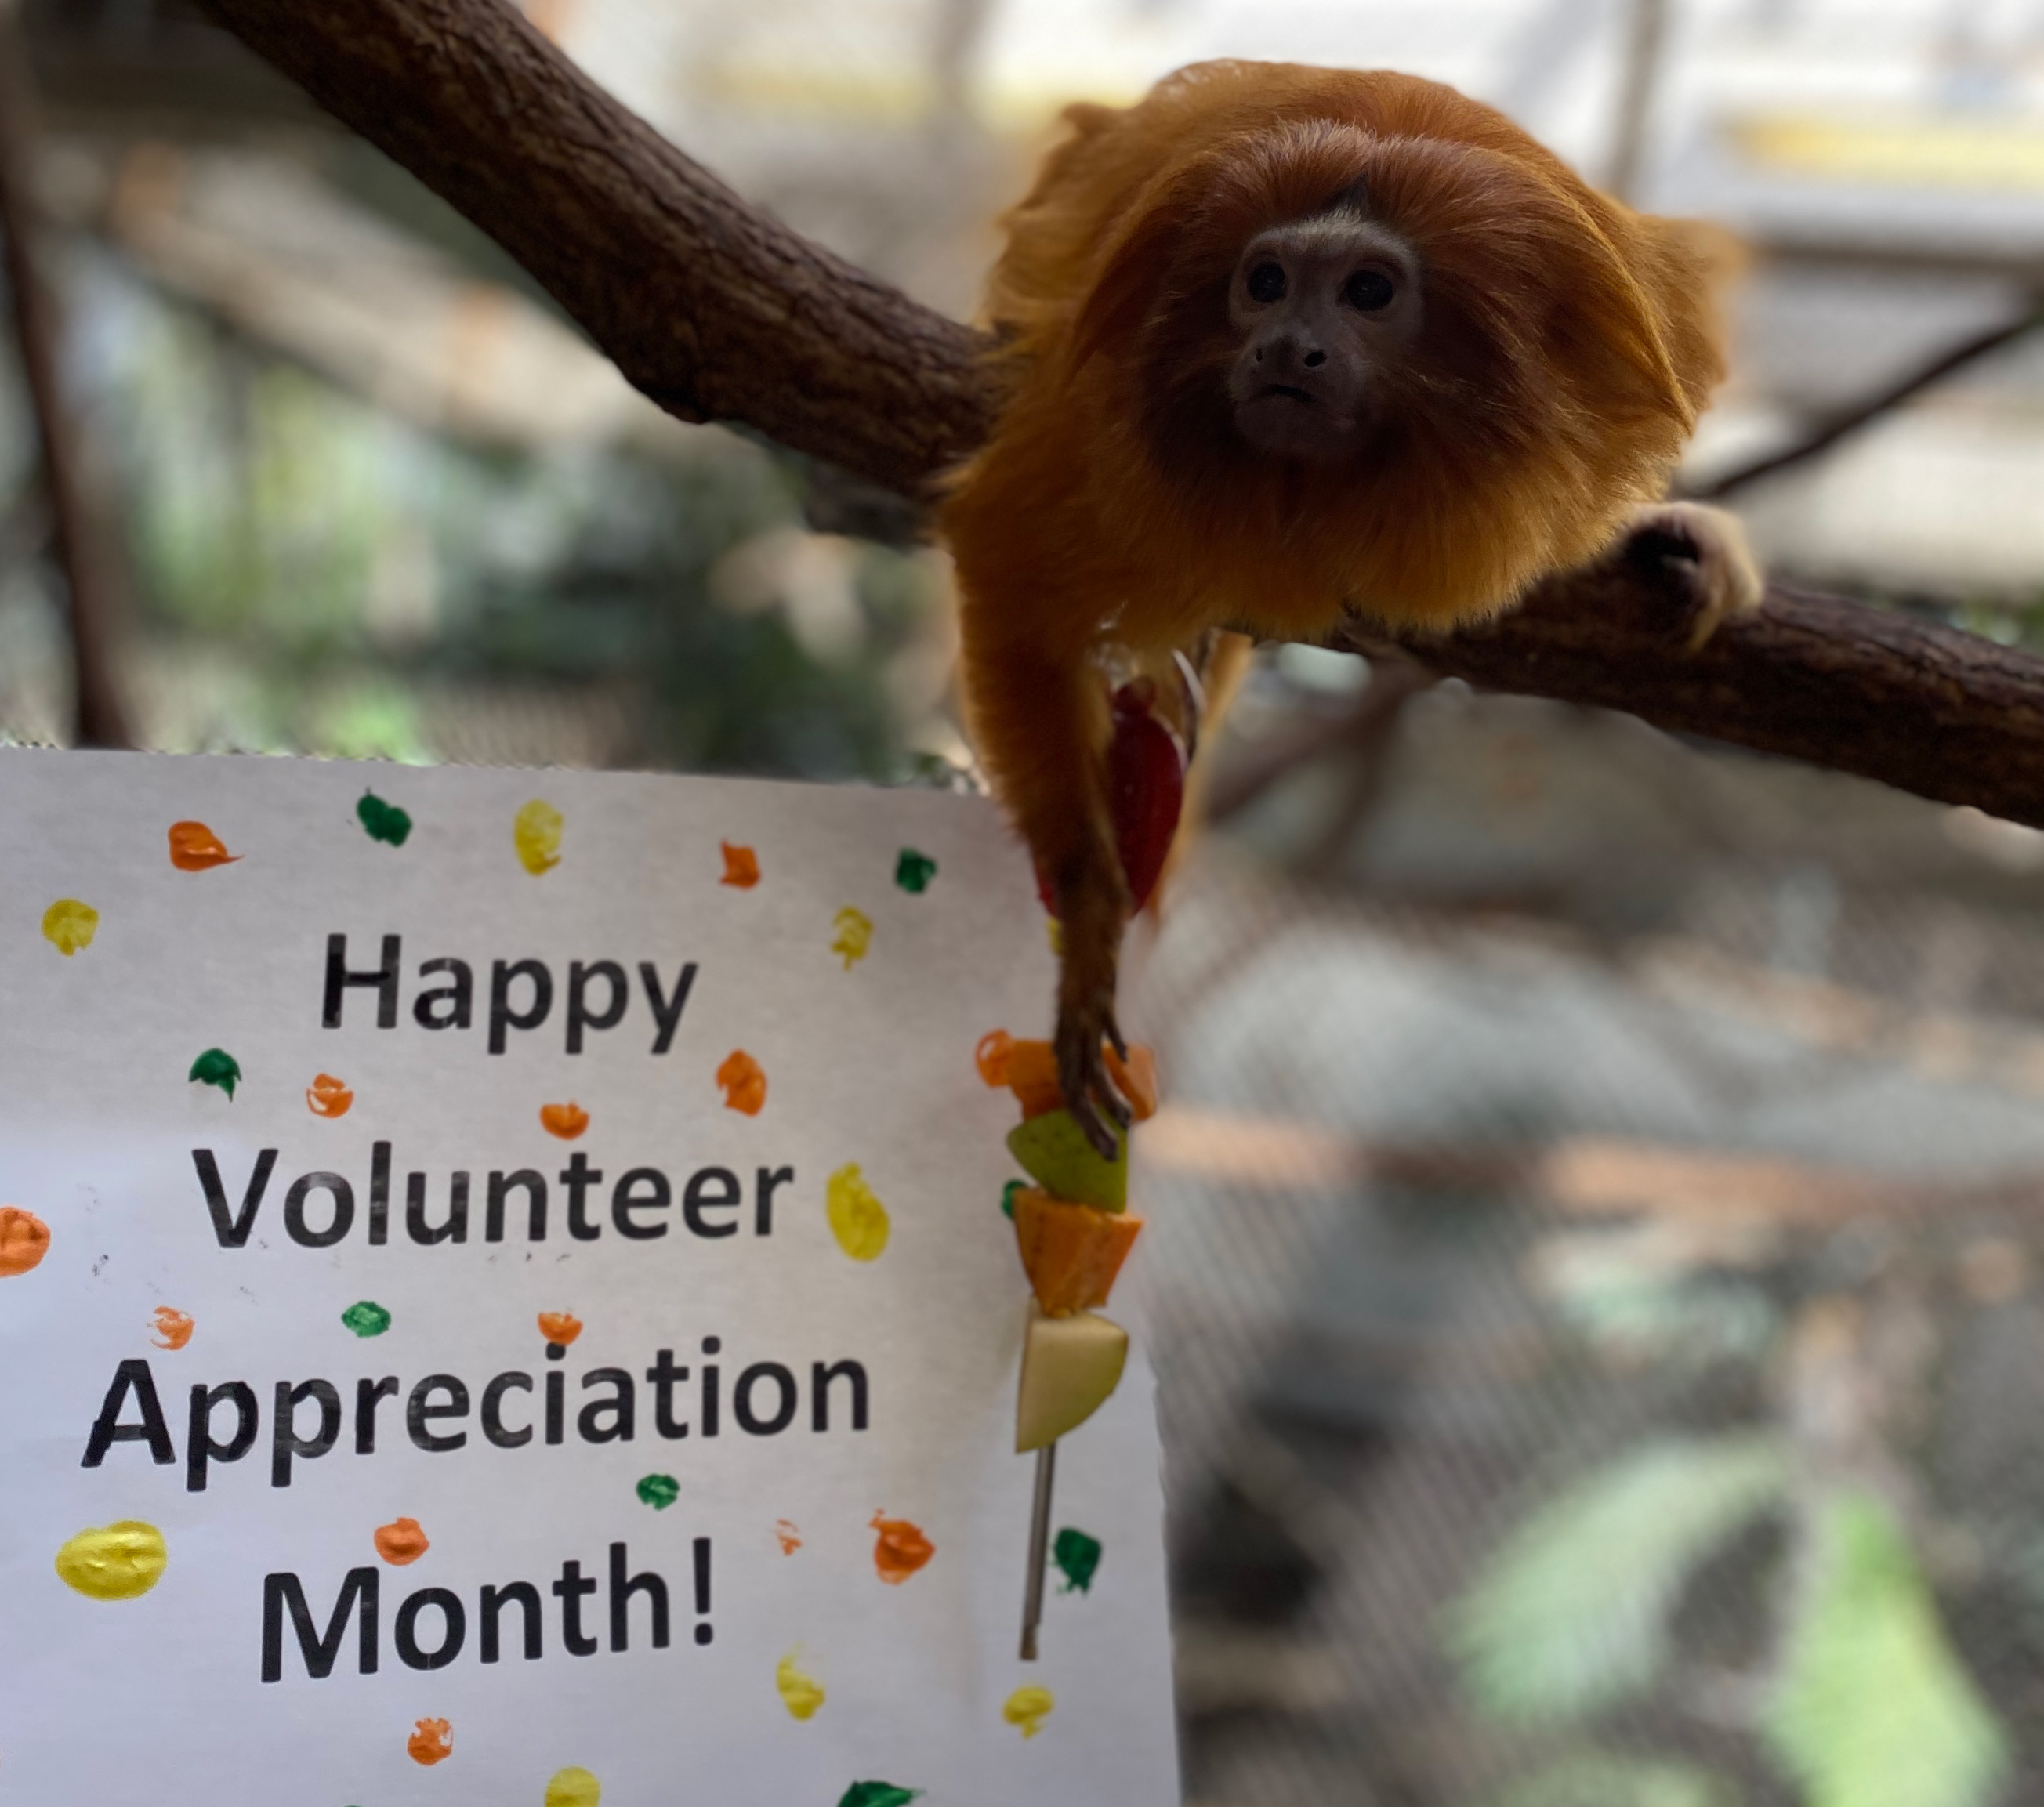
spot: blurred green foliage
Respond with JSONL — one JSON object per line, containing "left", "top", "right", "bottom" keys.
{"left": 90, "top": 275, "right": 946, "bottom": 776}
{"left": 1450, "top": 1434, "right": 1789, "bottom": 1726}
{"left": 1765, "top": 1492, "right": 2007, "bottom": 1807}
{"left": 1451, "top": 1430, "right": 2007, "bottom": 1807}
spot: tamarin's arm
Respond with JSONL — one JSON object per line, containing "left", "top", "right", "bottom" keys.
{"left": 958, "top": 586, "right": 1134, "bottom": 1157}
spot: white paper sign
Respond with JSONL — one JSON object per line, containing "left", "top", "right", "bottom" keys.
{"left": 0, "top": 749, "right": 1177, "bottom": 1807}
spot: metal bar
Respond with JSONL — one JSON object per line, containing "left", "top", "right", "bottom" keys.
{"left": 1020, "top": 1440, "right": 1056, "bottom": 1661}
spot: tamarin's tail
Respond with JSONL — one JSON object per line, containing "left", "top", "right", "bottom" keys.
{"left": 1149, "top": 630, "right": 1254, "bottom": 914}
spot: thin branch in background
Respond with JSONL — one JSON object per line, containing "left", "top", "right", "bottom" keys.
{"left": 1208, "top": 657, "right": 1433, "bottom": 824}
{"left": 0, "top": 0, "right": 132, "bottom": 748}
{"left": 1687, "top": 302, "right": 2044, "bottom": 502}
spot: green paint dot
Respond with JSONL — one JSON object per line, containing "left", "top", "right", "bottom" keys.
{"left": 839, "top": 1787, "right": 921, "bottom": 1807}
{"left": 1001, "top": 1179, "right": 1024, "bottom": 1220}
{"left": 340, "top": 1300, "right": 392, "bottom": 1338}
{"left": 188, "top": 1048, "right": 241, "bottom": 1099}
{"left": 357, "top": 791, "right": 414, "bottom": 847}
{"left": 1053, "top": 1526, "right": 1103, "bottom": 1594}
{"left": 636, "top": 1473, "right": 680, "bottom": 1510}
{"left": 893, "top": 848, "right": 937, "bottom": 894}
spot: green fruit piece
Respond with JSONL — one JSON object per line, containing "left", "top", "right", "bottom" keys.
{"left": 1053, "top": 1526, "right": 1103, "bottom": 1594}
{"left": 838, "top": 1787, "right": 921, "bottom": 1807}
{"left": 188, "top": 1048, "right": 242, "bottom": 1099}
{"left": 636, "top": 1473, "right": 680, "bottom": 1510}
{"left": 1016, "top": 1302, "right": 1128, "bottom": 1452}
{"left": 1006, "top": 1110, "right": 1126, "bottom": 1212}
{"left": 357, "top": 791, "right": 413, "bottom": 846}
{"left": 893, "top": 848, "right": 937, "bottom": 893}
{"left": 340, "top": 1300, "right": 391, "bottom": 1338}
{"left": 1000, "top": 1179, "right": 1024, "bottom": 1220}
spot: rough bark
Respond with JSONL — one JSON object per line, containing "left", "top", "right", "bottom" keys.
{"left": 196, "top": 0, "right": 995, "bottom": 498}
{"left": 201, "top": 0, "right": 2044, "bottom": 829}
{"left": 1343, "top": 534, "right": 2044, "bottom": 830}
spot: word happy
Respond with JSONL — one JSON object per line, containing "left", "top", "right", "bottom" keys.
{"left": 321, "top": 933, "right": 698, "bottom": 1055}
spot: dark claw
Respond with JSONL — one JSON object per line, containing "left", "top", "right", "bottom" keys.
{"left": 1056, "top": 1016, "right": 1127, "bottom": 1161}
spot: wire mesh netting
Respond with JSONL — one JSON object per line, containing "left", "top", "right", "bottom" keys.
{"left": 1133, "top": 823, "right": 2044, "bottom": 1807}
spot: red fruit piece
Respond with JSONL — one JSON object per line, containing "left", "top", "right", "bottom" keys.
{"left": 1034, "top": 682, "right": 1187, "bottom": 917}
{"left": 1107, "top": 683, "right": 1187, "bottom": 911}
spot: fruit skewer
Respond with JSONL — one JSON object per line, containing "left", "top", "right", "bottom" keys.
{"left": 978, "top": 1031, "right": 1160, "bottom": 1659}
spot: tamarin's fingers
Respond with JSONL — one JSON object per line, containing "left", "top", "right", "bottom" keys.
{"left": 1057, "top": 1010, "right": 1132, "bottom": 1161}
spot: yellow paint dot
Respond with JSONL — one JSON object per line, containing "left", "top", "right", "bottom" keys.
{"left": 42, "top": 898, "right": 98, "bottom": 956}
{"left": 55, "top": 1521, "right": 167, "bottom": 1600}
{"left": 1003, "top": 1685, "right": 1055, "bottom": 1739}
{"left": 776, "top": 1649, "right": 826, "bottom": 1722}
{"left": 513, "top": 799, "right": 565, "bottom": 875}
{"left": 826, "top": 1163, "right": 890, "bottom": 1262}
{"left": 545, "top": 1766, "right": 601, "bottom": 1807}
{"left": 830, "top": 905, "right": 872, "bottom": 970}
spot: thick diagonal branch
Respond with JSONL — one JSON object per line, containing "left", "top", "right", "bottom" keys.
{"left": 196, "top": 0, "right": 995, "bottom": 498}
{"left": 202, "top": 0, "right": 2044, "bottom": 829}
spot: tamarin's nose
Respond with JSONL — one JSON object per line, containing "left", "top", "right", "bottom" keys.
{"left": 1256, "top": 332, "right": 1323, "bottom": 374}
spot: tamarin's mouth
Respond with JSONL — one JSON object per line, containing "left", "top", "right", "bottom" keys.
{"left": 1263, "top": 383, "right": 1314, "bottom": 404}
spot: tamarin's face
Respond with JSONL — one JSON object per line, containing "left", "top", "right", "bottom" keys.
{"left": 1224, "top": 208, "right": 1421, "bottom": 462}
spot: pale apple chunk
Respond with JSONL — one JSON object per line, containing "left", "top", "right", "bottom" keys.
{"left": 1016, "top": 1302, "right": 1129, "bottom": 1451}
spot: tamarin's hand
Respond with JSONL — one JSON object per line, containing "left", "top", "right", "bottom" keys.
{"left": 1624, "top": 501, "right": 1765, "bottom": 648}
{"left": 944, "top": 61, "right": 1751, "bottom": 1155}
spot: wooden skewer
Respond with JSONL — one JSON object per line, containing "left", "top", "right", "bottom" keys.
{"left": 1020, "top": 1440, "right": 1057, "bottom": 1660}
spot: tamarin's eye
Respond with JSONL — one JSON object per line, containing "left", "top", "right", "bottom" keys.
{"left": 1343, "top": 269, "right": 1396, "bottom": 312}
{"left": 1245, "top": 261, "right": 1287, "bottom": 302}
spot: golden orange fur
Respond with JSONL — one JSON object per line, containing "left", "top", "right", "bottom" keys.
{"left": 941, "top": 60, "right": 1735, "bottom": 1143}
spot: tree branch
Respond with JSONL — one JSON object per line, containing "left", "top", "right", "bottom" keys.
{"left": 1341, "top": 531, "right": 2044, "bottom": 831}
{"left": 201, "top": 0, "right": 2044, "bottom": 830}
{"left": 195, "top": 0, "right": 995, "bottom": 498}
{"left": 1685, "top": 302, "right": 2044, "bottom": 503}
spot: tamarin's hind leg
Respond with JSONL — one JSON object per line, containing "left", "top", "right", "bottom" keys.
{"left": 959, "top": 617, "right": 1134, "bottom": 1157}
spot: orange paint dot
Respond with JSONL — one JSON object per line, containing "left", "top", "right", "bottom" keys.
{"left": 306, "top": 1072, "right": 354, "bottom": 1117}
{"left": 870, "top": 1511, "right": 935, "bottom": 1585}
{"left": 538, "top": 1311, "right": 583, "bottom": 1348}
{"left": 776, "top": 1519, "right": 803, "bottom": 1555}
{"left": 716, "top": 1049, "right": 766, "bottom": 1116}
{"left": 721, "top": 842, "right": 760, "bottom": 888}
{"left": 975, "top": 1030, "right": 1013, "bottom": 1088}
{"left": 407, "top": 1718, "right": 453, "bottom": 1766}
{"left": 375, "top": 1517, "right": 430, "bottom": 1566}
{"left": 166, "top": 820, "right": 240, "bottom": 871}
{"left": 150, "top": 1306, "right": 194, "bottom": 1351}
{"left": 541, "top": 1101, "right": 590, "bottom": 1140}
{"left": 0, "top": 1206, "right": 49, "bottom": 1277}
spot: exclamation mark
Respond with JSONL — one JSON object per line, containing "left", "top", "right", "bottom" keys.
{"left": 693, "top": 1536, "right": 713, "bottom": 1646}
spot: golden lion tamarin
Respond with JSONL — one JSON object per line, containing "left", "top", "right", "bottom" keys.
{"left": 942, "top": 60, "right": 1759, "bottom": 1153}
